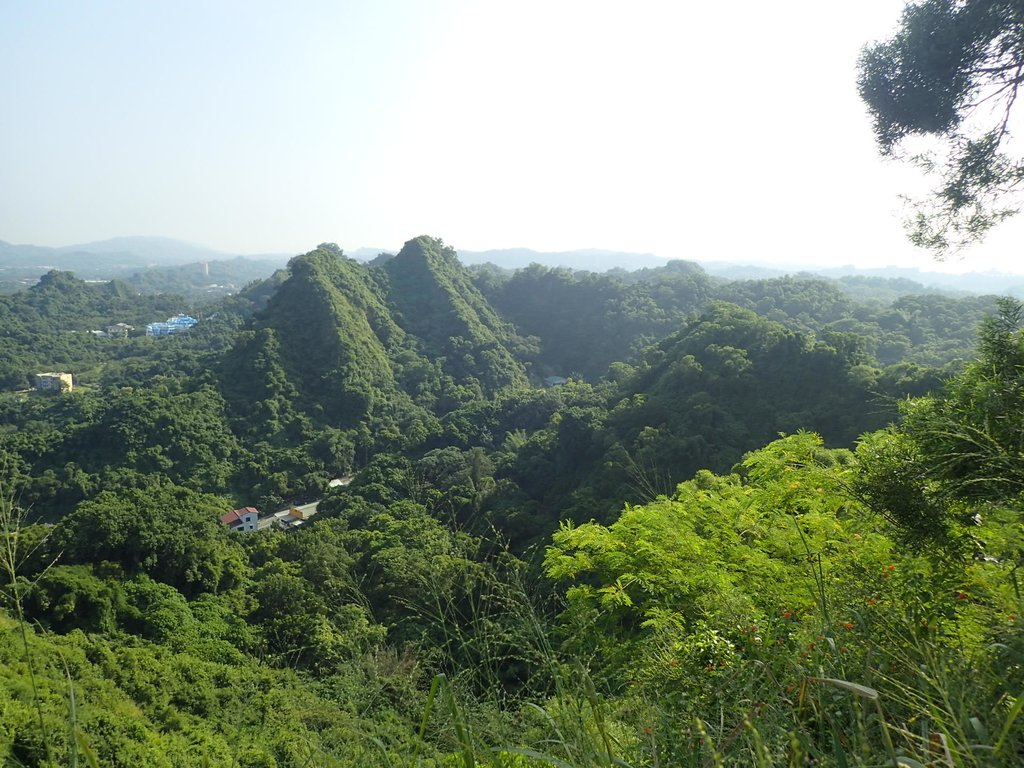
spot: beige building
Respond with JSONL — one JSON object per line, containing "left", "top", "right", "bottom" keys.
{"left": 34, "top": 372, "right": 74, "bottom": 393}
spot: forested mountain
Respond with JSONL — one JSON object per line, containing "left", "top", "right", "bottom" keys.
{"left": 0, "top": 241, "right": 998, "bottom": 521}
{"left": 226, "top": 238, "right": 529, "bottom": 425}
{"left": 476, "top": 261, "right": 1001, "bottom": 378}
{"left": 1, "top": 239, "right": 1024, "bottom": 765}
{"left": 239, "top": 245, "right": 410, "bottom": 430}
{"left": 383, "top": 237, "right": 529, "bottom": 394}
{"left": 217, "top": 238, "right": 531, "bottom": 495}
{"left": 480, "top": 261, "right": 713, "bottom": 378}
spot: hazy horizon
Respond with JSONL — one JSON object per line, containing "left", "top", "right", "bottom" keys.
{"left": 3, "top": 1, "right": 1023, "bottom": 274}
{"left": 5, "top": 232, "right": 1024, "bottom": 280}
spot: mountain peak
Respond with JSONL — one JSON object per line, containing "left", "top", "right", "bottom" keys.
{"left": 392, "top": 236, "right": 458, "bottom": 268}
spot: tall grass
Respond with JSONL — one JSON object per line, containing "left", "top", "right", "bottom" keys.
{"left": 0, "top": 484, "right": 57, "bottom": 765}
{"left": 385, "top": 549, "right": 1024, "bottom": 768}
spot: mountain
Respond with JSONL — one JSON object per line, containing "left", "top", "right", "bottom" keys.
{"left": 815, "top": 264, "right": 1024, "bottom": 297}
{"left": 382, "top": 237, "right": 528, "bottom": 393}
{"left": 221, "top": 238, "right": 530, "bottom": 440}
{"left": 54, "top": 236, "right": 237, "bottom": 264}
{"left": 232, "top": 246, "right": 407, "bottom": 431}
{"left": 7, "top": 235, "right": 1024, "bottom": 296}
{"left": 457, "top": 247, "right": 669, "bottom": 271}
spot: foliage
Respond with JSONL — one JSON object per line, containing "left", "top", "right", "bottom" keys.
{"left": 545, "top": 432, "right": 1024, "bottom": 765}
{"left": 2, "top": 238, "right": 1024, "bottom": 765}
{"left": 856, "top": 297, "right": 1024, "bottom": 555}
{"left": 54, "top": 481, "right": 244, "bottom": 597}
{"left": 480, "top": 261, "right": 712, "bottom": 379}
{"left": 492, "top": 302, "right": 912, "bottom": 540}
{"left": 1, "top": 384, "right": 246, "bottom": 519}
{"left": 382, "top": 236, "right": 529, "bottom": 395}
{"left": 904, "top": 296, "right": 1024, "bottom": 502}
{"left": 859, "top": 0, "right": 1024, "bottom": 252}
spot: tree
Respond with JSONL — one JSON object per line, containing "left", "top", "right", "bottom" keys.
{"left": 854, "top": 299, "right": 1024, "bottom": 548}
{"left": 56, "top": 481, "right": 245, "bottom": 597}
{"left": 902, "top": 297, "right": 1024, "bottom": 503}
{"left": 859, "top": 0, "right": 1024, "bottom": 253}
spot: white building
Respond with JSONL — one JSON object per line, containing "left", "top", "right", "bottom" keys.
{"left": 220, "top": 507, "right": 261, "bottom": 533}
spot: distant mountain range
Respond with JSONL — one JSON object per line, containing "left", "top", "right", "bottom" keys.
{"left": 0, "top": 237, "right": 293, "bottom": 295}
{"left": 0, "top": 236, "right": 290, "bottom": 274}
{"left": 699, "top": 261, "right": 1024, "bottom": 297}
{"left": 2, "top": 236, "right": 1023, "bottom": 297}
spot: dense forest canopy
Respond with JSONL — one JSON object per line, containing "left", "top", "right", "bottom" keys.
{"left": 0, "top": 237, "right": 1022, "bottom": 765}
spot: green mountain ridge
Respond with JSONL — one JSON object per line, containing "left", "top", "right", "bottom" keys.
{"left": 220, "top": 237, "right": 530, "bottom": 449}
{"left": 381, "top": 236, "right": 529, "bottom": 394}
{"left": 243, "top": 247, "right": 405, "bottom": 429}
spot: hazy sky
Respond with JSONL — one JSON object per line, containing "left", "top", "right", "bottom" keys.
{"left": 2, "top": 1, "right": 1022, "bottom": 272}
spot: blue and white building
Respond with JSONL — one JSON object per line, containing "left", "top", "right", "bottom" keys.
{"left": 146, "top": 314, "right": 198, "bottom": 336}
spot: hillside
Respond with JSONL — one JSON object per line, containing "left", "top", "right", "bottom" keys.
{"left": 1, "top": 240, "right": 1023, "bottom": 765}
{"left": 249, "top": 246, "right": 406, "bottom": 429}
{"left": 381, "top": 236, "right": 529, "bottom": 394}
{"left": 486, "top": 301, "right": 926, "bottom": 539}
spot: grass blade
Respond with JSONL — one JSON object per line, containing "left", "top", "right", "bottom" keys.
{"left": 993, "top": 690, "right": 1024, "bottom": 757}
{"left": 808, "top": 677, "right": 879, "bottom": 700}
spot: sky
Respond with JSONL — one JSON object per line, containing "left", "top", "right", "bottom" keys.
{"left": 2, "top": 0, "right": 1022, "bottom": 273}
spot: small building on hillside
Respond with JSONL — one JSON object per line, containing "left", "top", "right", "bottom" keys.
{"left": 34, "top": 372, "right": 73, "bottom": 394}
{"left": 220, "top": 507, "right": 260, "bottom": 533}
{"left": 107, "top": 323, "right": 134, "bottom": 338}
{"left": 146, "top": 314, "right": 198, "bottom": 336}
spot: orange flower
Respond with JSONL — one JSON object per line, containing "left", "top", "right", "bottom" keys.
{"left": 843, "top": 622, "right": 854, "bottom": 630}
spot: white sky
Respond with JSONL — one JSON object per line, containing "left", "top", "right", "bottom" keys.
{"left": 1, "top": 0, "right": 1022, "bottom": 273}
